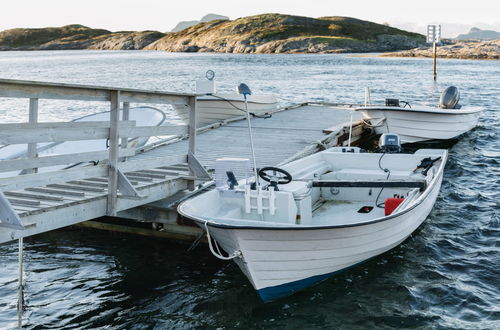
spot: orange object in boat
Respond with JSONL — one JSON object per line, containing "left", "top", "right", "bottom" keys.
{"left": 384, "top": 197, "right": 405, "bottom": 216}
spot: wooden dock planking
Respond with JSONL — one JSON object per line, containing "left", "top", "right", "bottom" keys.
{"left": 131, "top": 105, "right": 362, "bottom": 170}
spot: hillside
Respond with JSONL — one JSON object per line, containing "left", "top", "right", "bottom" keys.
{"left": 146, "top": 14, "right": 425, "bottom": 53}
{"left": 0, "top": 14, "right": 425, "bottom": 53}
{"left": 0, "top": 25, "right": 165, "bottom": 50}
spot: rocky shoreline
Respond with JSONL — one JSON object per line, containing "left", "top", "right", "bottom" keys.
{"left": 382, "top": 40, "right": 500, "bottom": 60}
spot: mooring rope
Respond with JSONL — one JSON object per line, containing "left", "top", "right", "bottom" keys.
{"left": 204, "top": 221, "right": 242, "bottom": 261}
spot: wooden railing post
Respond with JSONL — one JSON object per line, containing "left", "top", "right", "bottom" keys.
{"left": 187, "top": 96, "right": 197, "bottom": 190}
{"left": 107, "top": 90, "right": 120, "bottom": 216}
{"left": 26, "top": 98, "right": 38, "bottom": 174}
{"left": 121, "top": 102, "right": 130, "bottom": 149}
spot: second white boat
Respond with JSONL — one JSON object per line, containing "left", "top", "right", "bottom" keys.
{"left": 357, "top": 87, "right": 482, "bottom": 143}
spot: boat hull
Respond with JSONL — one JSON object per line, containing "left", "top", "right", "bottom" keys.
{"left": 173, "top": 94, "right": 277, "bottom": 127}
{"left": 359, "top": 106, "right": 482, "bottom": 143}
{"left": 201, "top": 169, "right": 443, "bottom": 301}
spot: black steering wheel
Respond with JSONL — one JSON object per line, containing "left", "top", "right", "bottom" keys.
{"left": 258, "top": 167, "right": 292, "bottom": 184}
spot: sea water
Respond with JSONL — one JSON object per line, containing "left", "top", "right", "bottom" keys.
{"left": 0, "top": 51, "right": 498, "bottom": 329}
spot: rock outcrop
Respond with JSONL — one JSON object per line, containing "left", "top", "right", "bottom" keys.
{"left": 382, "top": 40, "right": 500, "bottom": 60}
{"left": 0, "top": 25, "right": 165, "bottom": 50}
{"left": 146, "top": 14, "right": 425, "bottom": 53}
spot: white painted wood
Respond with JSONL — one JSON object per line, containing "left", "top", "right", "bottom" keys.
{"left": 107, "top": 90, "right": 120, "bottom": 216}
{"left": 0, "top": 191, "right": 25, "bottom": 229}
{"left": 117, "top": 170, "right": 140, "bottom": 197}
{"left": 0, "top": 164, "right": 109, "bottom": 192}
{"left": 0, "top": 120, "right": 136, "bottom": 131}
{"left": 0, "top": 121, "right": 136, "bottom": 145}
{"left": 121, "top": 102, "right": 130, "bottom": 149}
{"left": 26, "top": 98, "right": 39, "bottom": 174}
{"left": 0, "top": 149, "right": 135, "bottom": 173}
{"left": 0, "top": 78, "right": 193, "bottom": 105}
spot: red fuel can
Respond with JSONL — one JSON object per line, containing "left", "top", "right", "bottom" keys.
{"left": 384, "top": 197, "right": 405, "bottom": 216}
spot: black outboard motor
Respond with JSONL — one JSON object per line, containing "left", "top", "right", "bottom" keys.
{"left": 378, "top": 133, "right": 401, "bottom": 153}
{"left": 440, "top": 86, "right": 460, "bottom": 109}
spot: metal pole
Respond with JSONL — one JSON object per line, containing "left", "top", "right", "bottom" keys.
{"left": 17, "top": 237, "right": 23, "bottom": 330}
{"left": 433, "top": 42, "right": 437, "bottom": 81}
{"left": 244, "top": 97, "right": 260, "bottom": 189}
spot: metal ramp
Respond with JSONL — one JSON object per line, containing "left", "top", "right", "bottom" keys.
{"left": 0, "top": 157, "right": 200, "bottom": 244}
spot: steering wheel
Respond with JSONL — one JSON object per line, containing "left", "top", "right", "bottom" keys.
{"left": 258, "top": 167, "right": 292, "bottom": 184}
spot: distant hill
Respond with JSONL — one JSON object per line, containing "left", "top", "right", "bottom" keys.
{"left": 170, "top": 14, "right": 229, "bottom": 32}
{"left": 456, "top": 27, "right": 500, "bottom": 40}
{"left": 147, "top": 14, "right": 425, "bottom": 53}
{"left": 0, "top": 24, "right": 165, "bottom": 50}
{"left": 0, "top": 14, "right": 425, "bottom": 53}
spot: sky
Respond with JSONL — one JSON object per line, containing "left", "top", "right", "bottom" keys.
{"left": 1, "top": 0, "right": 499, "bottom": 37}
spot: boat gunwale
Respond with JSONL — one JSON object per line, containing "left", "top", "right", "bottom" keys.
{"left": 355, "top": 106, "right": 482, "bottom": 115}
{"left": 178, "top": 150, "right": 448, "bottom": 231}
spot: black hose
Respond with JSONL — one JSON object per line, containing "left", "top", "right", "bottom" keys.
{"left": 375, "top": 152, "right": 391, "bottom": 208}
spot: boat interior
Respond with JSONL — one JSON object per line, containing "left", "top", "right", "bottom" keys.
{"left": 180, "top": 148, "right": 445, "bottom": 228}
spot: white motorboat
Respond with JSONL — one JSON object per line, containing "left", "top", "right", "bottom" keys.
{"left": 179, "top": 136, "right": 448, "bottom": 301}
{"left": 0, "top": 106, "right": 165, "bottom": 175}
{"left": 356, "top": 87, "right": 482, "bottom": 143}
{"left": 173, "top": 70, "right": 277, "bottom": 127}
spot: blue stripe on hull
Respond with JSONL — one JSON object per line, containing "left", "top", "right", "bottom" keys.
{"left": 256, "top": 260, "right": 369, "bottom": 302}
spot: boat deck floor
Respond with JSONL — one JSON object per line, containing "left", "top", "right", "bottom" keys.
{"left": 312, "top": 200, "right": 385, "bottom": 226}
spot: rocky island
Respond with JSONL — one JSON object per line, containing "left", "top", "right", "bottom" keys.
{"left": 382, "top": 40, "right": 500, "bottom": 60}
{"left": 145, "top": 14, "right": 424, "bottom": 53}
{"left": 0, "top": 14, "right": 424, "bottom": 53}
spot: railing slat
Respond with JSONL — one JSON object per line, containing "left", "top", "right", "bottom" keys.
{"left": 0, "top": 121, "right": 136, "bottom": 144}
{"left": 0, "top": 148, "right": 135, "bottom": 173}
{"left": 0, "top": 79, "right": 193, "bottom": 105}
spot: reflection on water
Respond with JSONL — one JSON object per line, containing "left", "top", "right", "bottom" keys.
{"left": 0, "top": 51, "right": 499, "bottom": 329}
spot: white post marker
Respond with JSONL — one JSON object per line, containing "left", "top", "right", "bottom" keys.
{"left": 427, "top": 24, "right": 441, "bottom": 81}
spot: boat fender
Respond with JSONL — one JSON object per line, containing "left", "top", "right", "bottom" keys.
{"left": 384, "top": 197, "right": 405, "bottom": 216}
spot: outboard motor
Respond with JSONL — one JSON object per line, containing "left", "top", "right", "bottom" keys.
{"left": 440, "top": 86, "right": 460, "bottom": 109}
{"left": 378, "top": 133, "right": 401, "bottom": 153}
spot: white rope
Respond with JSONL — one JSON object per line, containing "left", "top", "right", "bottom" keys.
{"left": 204, "top": 222, "right": 241, "bottom": 261}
